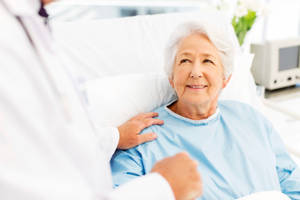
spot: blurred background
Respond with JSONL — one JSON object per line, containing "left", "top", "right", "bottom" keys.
{"left": 46, "top": 0, "right": 300, "bottom": 43}
{"left": 46, "top": 0, "right": 300, "bottom": 160}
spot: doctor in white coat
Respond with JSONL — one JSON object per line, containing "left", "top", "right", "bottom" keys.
{"left": 0, "top": 0, "right": 202, "bottom": 199}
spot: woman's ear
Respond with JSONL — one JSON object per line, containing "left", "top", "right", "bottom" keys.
{"left": 222, "top": 74, "right": 232, "bottom": 89}
{"left": 169, "top": 76, "right": 175, "bottom": 88}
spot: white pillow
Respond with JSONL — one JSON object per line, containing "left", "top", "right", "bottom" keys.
{"left": 86, "top": 73, "right": 175, "bottom": 127}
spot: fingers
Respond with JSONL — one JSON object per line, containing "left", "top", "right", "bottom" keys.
{"left": 137, "top": 132, "right": 157, "bottom": 145}
{"left": 152, "top": 151, "right": 203, "bottom": 200}
{"left": 131, "top": 112, "right": 164, "bottom": 129}
{"left": 175, "top": 151, "right": 189, "bottom": 158}
{"left": 136, "top": 118, "right": 164, "bottom": 132}
{"left": 174, "top": 152, "right": 199, "bottom": 168}
{"left": 143, "top": 118, "right": 164, "bottom": 128}
{"left": 140, "top": 112, "right": 159, "bottom": 118}
{"left": 132, "top": 112, "right": 159, "bottom": 120}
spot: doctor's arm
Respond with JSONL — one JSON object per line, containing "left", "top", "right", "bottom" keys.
{"left": 269, "top": 126, "right": 300, "bottom": 199}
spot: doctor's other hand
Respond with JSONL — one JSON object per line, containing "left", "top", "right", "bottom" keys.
{"left": 151, "top": 152, "right": 202, "bottom": 200}
{"left": 117, "top": 112, "right": 163, "bottom": 149}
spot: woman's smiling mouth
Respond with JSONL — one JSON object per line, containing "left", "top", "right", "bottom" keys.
{"left": 186, "top": 84, "right": 208, "bottom": 90}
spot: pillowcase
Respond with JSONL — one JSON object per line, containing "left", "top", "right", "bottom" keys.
{"left": 85, "top": 73, "right": 175, "bottom": 127}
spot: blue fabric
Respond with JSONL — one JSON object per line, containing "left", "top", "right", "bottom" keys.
{"left": 111, "top": 100, "right": 300, "bottom": 199}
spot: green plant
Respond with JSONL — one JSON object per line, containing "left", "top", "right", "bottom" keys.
{"left": 232, "top": 10, "right": 257, "bottom": 46}
{"left": 217, "top": 0, "right": 266, "bottom": 46}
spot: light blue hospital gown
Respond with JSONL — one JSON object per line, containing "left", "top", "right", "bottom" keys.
{"left": 111, "top": 100, "right": 300, "bottom": 199}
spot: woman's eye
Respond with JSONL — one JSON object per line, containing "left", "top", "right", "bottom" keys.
{"left": 180, "top": 59, "right": 190, "bottom": 64}
{"left": 204, "top": 59, "right": 214, "bottom": 64}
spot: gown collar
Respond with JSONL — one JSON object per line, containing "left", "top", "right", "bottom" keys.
{"left": 164, "top": 100, "right": 220, "bottom": 125}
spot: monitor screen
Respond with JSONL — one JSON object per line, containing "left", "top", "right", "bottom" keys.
{"left": 279, "top": 45, "right": 300, "bottom": 71}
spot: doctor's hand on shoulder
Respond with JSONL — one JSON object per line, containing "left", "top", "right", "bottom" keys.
{"left": 117, "top": 112, "right": 163, "bottom": 149}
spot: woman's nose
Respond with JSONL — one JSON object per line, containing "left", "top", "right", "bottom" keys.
{"left": 190, "top": 73, "right": 202, "bottom": 78}
{"left": 190, "top": 64, "right": 203, "bottom": 78}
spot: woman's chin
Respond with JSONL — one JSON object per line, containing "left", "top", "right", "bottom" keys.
{"left": 182, "top": 99, "right": 209, "bottom": 107}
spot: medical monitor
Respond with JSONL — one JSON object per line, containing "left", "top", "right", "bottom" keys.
{"left": 251, "top": 38, "right": 300, "bottom": 90}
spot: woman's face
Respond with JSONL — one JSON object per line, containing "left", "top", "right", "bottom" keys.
{"left": 169, "top": 33, "right": 230, "bottom": 108}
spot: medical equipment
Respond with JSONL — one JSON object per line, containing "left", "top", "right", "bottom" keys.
{"left": 251, "top": 38, "right": 300, "bottom": 90}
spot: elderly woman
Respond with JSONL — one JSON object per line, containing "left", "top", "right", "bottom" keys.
{"left": 110, "top": 21, "right": 300, "bottom": 199}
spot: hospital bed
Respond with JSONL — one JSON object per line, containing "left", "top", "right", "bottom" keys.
{"left": 50, "top": 10, "right": 299, "bottom": 200}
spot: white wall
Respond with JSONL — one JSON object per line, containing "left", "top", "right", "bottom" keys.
{"left": 251, "top": 0, "right": 300, "bottom": 43}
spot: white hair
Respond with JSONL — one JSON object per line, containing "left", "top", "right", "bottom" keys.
{"left": 164, "top": 21, "right": 238, "bottom": 79}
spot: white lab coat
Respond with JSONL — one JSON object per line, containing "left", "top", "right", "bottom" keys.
{"left": 0, "top": 0, "right": 174, "bottom": 199}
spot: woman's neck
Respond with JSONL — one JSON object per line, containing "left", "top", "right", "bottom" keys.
{"left": 168, "top": 99, "right": 218, "bottom": 120}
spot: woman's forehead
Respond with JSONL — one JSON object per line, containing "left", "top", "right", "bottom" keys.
{"left": 177, "top": 51, "right": 217, "bottom": 59}
{"left": 177, "top": 33, "right": 219, "bottom": 57}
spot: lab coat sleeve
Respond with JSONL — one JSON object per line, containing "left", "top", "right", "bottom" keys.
{"left": 269, "top": 127, "right": 300, "bottom": 199}
{"left": 56, "top": 56, "right": 120, "bottom": 161}
{"left": 62, "top": 66, "right": 120, "bottom": 161}
{"left": 95, "top": 126, "right": 120, "bottom": 161}
{"left": 107, "top": 173, "right": 175, "bottom": 200}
